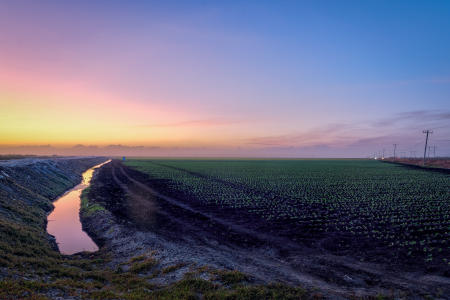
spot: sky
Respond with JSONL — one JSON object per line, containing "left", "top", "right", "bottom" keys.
{"left": 1, "top": 0, "right": 449, "bottom": 157}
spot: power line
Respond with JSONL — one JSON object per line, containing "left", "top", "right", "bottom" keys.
{"left": 393, "top": 144, "right": 397, "bottom": 160}
{"left": 422, "top": 130, "right": 433, "bottom": 165}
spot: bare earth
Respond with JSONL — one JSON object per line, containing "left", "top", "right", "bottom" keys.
{"left": 81, "top": 161, "right": 450, "bottom": 299}
{"left": 383, "top": 158, "right": 450, "bottom": 169}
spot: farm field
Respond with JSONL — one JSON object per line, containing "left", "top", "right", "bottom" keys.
{"left": 1, "top": 157, "right": 448, "bottom": 298}
{"left": 124, "top": 159, "right": 450, "bottom": 271}
{"left": 384, "top": 157, "right": 450, "bottom": 169}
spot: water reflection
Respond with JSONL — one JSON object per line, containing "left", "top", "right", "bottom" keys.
{"left": 47, "top": 160, "right": 110, "bottom": 255}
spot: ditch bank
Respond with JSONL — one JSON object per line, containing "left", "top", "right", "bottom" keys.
{"left": 0, "top": 156, "right": 108, "bottom": 251}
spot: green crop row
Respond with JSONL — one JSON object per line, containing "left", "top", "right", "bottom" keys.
{"left": 125, "top": 159, "right": 450, "bottom": 265}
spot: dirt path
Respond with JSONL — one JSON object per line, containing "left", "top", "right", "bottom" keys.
{"left": 115, "top": 163, "right": 306, "bottom": 251}
{"left": 83, "top": 160, "right": 450, "bottom": 299}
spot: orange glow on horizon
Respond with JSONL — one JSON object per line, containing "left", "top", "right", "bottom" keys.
{"left": 0, "top": 68, "right": 253, "bottom": 147}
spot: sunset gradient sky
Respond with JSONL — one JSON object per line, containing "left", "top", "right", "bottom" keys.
{"left": 1, "top": 1, "right": 449, "bottom": 157}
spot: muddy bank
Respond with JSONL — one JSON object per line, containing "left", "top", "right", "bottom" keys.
{"left": 81, "top": 160, "right": 450, "bottom": 299}
{"left": 0, "top": 156, "right": 109, "bottom": 203}
{"left": 0, "top": 156, "right": 108, "bottom": 251}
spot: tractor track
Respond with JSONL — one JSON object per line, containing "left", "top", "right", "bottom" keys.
{"left": 81, "top": 160, "right": 450, "bottom": 299}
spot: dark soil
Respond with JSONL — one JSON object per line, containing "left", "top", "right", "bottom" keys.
{"left": 383, "top": 157, "right": 450, "bottom": 170}
{"left": 83, "top": 160, "right": 450, "bottom": 299}
{"left": 111, "top": 160, "right": 449, "bottom": 273}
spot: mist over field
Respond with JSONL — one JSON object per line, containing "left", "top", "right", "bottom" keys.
{"left": 1, "top": 109, "right": 449, "bottom": 158}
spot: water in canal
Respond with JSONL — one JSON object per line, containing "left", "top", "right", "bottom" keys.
{"left": 47, "top": 160, "right": 110, "bottom": 255}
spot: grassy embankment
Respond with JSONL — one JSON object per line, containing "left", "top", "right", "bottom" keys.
{"left": 0, "top": 158, "right": 316, "bottom": 299}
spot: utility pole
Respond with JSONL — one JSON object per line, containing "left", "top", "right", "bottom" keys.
{"left": 433, "top": 145, "right": 436, "bottom": 158}
{"left": 393, "top": 144, "right": 397, "bottom": 161}
{"left": 422, "top": 130, "right": 433, "bottom": 166}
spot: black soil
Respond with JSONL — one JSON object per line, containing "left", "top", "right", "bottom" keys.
{"left": 85, "top": 160, "right": 450, "bottom": 298}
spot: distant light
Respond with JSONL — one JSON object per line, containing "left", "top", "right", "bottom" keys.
{"left": 122, "top": 156, "right": 126, "bottom": 161}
